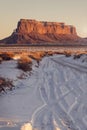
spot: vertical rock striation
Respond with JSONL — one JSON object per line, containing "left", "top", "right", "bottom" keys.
{"left": 16, "top": 19, "right": 77, "bottom": 35}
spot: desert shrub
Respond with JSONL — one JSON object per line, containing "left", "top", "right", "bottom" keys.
{"left": 65, "top": 53, "right": 71, "bottom": 57}
{"left": 0, "top": 53, "right": 12, "bottom": 60}
{"left": 17, "top": 61, "right": 32, "bottom": 72}
{"left": 46, "top": 51, "right": 54, "bottom": 56}
{"left": 0, "top": 77, "right": 14, "bottom": 93}
{"left": 29, "top": 52, "right": 46, "bottom": 61}
{"left": 73, "top": 54, "right": 82, "bottom": 59}
{"left": 17, "top": 57, "right": 32, "bottom": 72}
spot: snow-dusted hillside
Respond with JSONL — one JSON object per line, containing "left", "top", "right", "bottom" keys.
{"left": 0, "top": 54, "right": 87, "bottom": 130}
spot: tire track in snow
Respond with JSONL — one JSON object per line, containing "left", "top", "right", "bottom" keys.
{"left": 50, "top": 57, "right": 87, "bottom": 130}
{"left": 51, "top": 58, "right": 87, "bottom": 73}
{"left": 31, "top": 57, "right": 80, "bottom": 130}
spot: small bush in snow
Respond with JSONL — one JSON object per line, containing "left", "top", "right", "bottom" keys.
{"left": 17, "top": 57, "right": 32, "bottom": 72}
{"left": 73, "top": 54, "right": 82, "bottom": 59}
{"left": 0, "top": 77, "right": 14, "bottom": 93}
{"left": 0, "top": 53, "right": 13, "bottom": 60}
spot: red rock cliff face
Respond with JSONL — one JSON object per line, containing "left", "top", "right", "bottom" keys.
{"left": 16, "top": 19, "right": 77, "bottom": 35}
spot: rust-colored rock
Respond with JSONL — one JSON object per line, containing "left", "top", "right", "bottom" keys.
{"left": 0, "top": 19, "right": 79, "bottom": 44}
{"left": 16, "top": 19, "right": 77, "bottom": 35}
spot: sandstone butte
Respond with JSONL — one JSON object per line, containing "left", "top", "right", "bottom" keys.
{"left": 0, "top": 19, "right": 81, "bottom": 44}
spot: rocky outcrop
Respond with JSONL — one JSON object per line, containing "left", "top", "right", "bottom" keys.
{"left": 16, "top": 19, "right": 77, "bottom": 35}
{"left": 0, "top": 19, "right": 79, "bottom": 44}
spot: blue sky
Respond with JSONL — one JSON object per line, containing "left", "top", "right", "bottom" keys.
{"left": 0, "top": 0, "right": 87, "bottom": 39}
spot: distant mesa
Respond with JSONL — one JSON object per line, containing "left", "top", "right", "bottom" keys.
{"left": 0, "top": 19, "right": 81, "bottom": 44}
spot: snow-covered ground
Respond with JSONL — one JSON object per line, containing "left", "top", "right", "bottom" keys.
{"left": 0, "top": 54, "right": 87, "bottom": 130}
